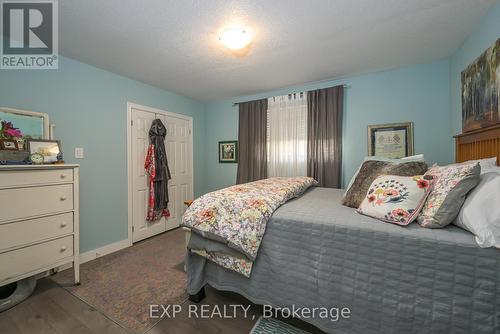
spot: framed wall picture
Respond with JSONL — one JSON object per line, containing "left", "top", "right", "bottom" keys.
{"left": 367, "top": 122, "right": 414, "bottom": 158}
{"left": 28, "top": 139, "right": 61, "bottom": 163}
{"left": 219, "top": 141, "right": 238, "bottom": 163}
{"left": 0, "top": 139, "right": 18, "bottom": 151}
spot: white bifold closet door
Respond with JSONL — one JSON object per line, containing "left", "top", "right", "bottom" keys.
{"left": 130, "top": 106, "right": 193, "bottom": 243}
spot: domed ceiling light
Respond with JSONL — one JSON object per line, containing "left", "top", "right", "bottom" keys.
{"left": 219, "top": 27, "right": 251, "bottom": 50}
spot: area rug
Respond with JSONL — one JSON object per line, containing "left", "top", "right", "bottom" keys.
{"left": 51, "top": 228, "right": 187, "bottom": 334}
{"left": 250, "top": 316, "right": 311, "bottom": 334}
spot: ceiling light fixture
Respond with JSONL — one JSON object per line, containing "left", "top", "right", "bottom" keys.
{"left": 219, "top": 27, "right": 251, "bottom": 50}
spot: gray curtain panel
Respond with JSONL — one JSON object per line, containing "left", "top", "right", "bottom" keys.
{"left": 236, "top": 99, "right": 268, "bottom": 184}
{"left": 307, "top": 86, "right": 344, "bottom": 188}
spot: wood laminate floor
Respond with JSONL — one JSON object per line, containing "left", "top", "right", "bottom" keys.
{"left": 0, "top": 278, "right": 128, "bottom": 334}
{"left": 0, "top": 278, "right": 262, "bottom": 334}
{"left": 0, "top": 229, "right": 324, "bottom": 334}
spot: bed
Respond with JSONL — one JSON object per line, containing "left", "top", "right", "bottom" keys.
{"left": 184, "top": 128, "right": 500, "bottom": 334}
{"left": 186, "top": 187, "right": 500, "bottom": 334}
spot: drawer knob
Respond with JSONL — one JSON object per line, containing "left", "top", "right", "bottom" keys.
{"left": 60, "top": 222, "right": 67, "bottom": 228}
{"left": 60, "top": 246, "right": 67, "bottom": 252}
{"left": 60, "top": 196, "right": 67, "bottom": 201}
{"left": 60, "top": 174, "right": 67, "bottom": 179}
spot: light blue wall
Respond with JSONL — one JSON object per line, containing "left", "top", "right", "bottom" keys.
{"left": 0, "top": 56, "right": 206, "bottom": 253}
{"left": 3, "top": 1, "right": 497, "bottom": 254}
{"left": 205, "top": 59, "right": 452, "bottom": 192}
{"left": 450, "top": 1, "right": 500, "bottom": 155}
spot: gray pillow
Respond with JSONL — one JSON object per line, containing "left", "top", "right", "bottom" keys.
{"left": 344, "top": 155, "right": 425, "bottom": 195}
{"left": 418, "top": 162, "right": 481, "bottom": 228}
{"left": 342, "top": 160, "right": 428, "bottom": 208}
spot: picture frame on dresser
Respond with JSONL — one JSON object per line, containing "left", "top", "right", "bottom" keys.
{"left": 27, "top": 139, "right": 61, "bottom": 163}
{"left": 0, "top": 139, "right": 18, "bottom": 151}
{"left": 0, "top": 164, "right": 80, "bottom": 288}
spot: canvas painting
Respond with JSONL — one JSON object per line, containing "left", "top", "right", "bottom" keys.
{"left": 461, "top": 38, "right": 500, "bottom": 132}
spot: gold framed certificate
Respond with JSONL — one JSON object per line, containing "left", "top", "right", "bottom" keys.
{"left": 367, "top": 122, "right": 414, "bottom": 158}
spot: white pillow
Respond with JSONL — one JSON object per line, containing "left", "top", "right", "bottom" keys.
{"left": 402, "top": 154, "right": 425, "bottom": 161}
{"left": 465, "top": 157, "right": 500, "bottom": 174}
{"left": 454, "top": 172, "right": 500, "bottom": 248}
{"left": 344, "top": 154, "right": 425, "bottom": 194}
{"left": 357, "top": 174, "right": 431, "bottom": 226}
{"left": 484, "top": 165, "right": 500, "bottom": 174}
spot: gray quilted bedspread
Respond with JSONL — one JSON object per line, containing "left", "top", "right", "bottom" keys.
{"left": 186, "top": 187, "right": 500, "bottom": 334}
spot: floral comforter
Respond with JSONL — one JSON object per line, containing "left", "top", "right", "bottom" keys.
{"left": 182, "top": 177, "right": 317, "bottom": 277}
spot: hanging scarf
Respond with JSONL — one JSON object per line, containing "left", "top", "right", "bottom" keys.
{"left": 144, "top": 119, "right": 171, "bottom": 221}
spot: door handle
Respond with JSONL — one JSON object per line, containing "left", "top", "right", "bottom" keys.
{"left": 60, "top": 196, "right": 67, "bottom": 201}
{"left": 60, "top": 246, "right": 67, "bottom": 252}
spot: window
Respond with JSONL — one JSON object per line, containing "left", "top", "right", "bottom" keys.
{"left": 267, "top": 93, "right": 307, "bottom": 177}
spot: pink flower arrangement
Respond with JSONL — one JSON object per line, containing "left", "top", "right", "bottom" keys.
{"left": 0, "top": 120, "right": 23, "bottom": 139}
{"left": 5, "top": 128, "right": 22, "bottom": 137}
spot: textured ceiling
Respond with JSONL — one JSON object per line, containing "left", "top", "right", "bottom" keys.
{"left": 59, "top": 0, "right": 496, "bottom": 101}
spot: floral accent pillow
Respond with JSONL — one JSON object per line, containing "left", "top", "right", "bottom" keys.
{"left": 357, "top": 175, "right": 432, "bottom": 226}
{"left": 418, "top": 162, "right": 480, "bottom": 228}
{"left": 342, "top": 160, "right": 428, "bottom": 208}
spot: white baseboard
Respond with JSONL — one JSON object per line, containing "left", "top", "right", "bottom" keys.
{"left": 79, "top": 239, "right": 131, "bottom": 264}
{"left": 57, "top": 239, "right": 130, "bottom": 271}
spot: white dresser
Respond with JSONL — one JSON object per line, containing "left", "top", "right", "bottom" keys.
{"left": 0, "top": 164, "right": 80, "bottom": 287}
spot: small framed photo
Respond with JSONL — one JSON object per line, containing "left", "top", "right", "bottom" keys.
{"left": 368, "top": 122, "right": 414, "bottom": 159}
{"left": 219, "top": 141, "right": 238, "bottom": 163}
{"left": 28, "top": 139, "right": 62, "bottom": 163}
{"left": 0, "top": 139, "right": 18, "bottom": 151}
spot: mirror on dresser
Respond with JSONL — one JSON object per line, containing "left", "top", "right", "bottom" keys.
{"left": 0, "top": 107, "right": 52, "bottom": 163}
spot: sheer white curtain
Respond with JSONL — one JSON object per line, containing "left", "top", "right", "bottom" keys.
{"left": 267, "top": 93, "right": 307, "bottom": 177}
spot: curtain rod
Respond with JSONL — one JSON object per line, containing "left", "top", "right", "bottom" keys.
{"left": 232, "top": 84, "right": 350, "bottom": 107}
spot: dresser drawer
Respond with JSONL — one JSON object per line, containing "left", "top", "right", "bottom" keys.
{"left": 0, "top": 213, "right": 73, "bottom": 251}
{"left": 0, "top": 169, "right": 73, "bottom": 188}
{"left": 0, "top": 236, "right": 73, "bottom": 282}
{"left": 0, "top": 184, "right": 73, "bottom": 222}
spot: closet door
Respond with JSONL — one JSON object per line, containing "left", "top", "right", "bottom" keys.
{"left": 156, "top": 113, "right": 193, "bottom": 231}
{"left": 131, "top": 108, "right": 167, "bottom": 242}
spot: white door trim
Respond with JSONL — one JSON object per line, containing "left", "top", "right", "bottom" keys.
{"left": 126, "top": 102, "right": 194, "bottom": 245}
